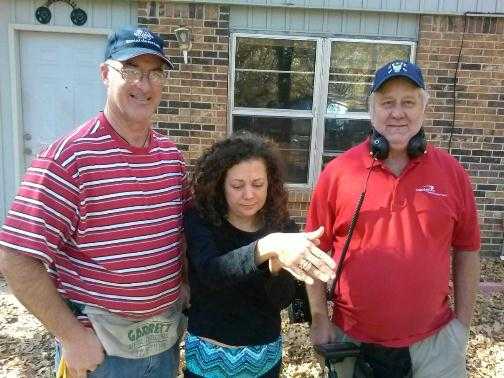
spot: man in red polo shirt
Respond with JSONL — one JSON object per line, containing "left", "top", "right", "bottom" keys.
{"left": 306, "top": 60, "right": 480, "bottom": 377}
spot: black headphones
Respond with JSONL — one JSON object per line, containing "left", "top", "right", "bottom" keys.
{"left": 369, "top": 128, "right": 427, "bottom": 160}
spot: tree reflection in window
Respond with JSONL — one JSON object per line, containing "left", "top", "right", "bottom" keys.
{"left": 235, "top": 38, "right": 316, "bottom": 109}
{"left": 327, "top": 42, "right": 410, "bottom": 113}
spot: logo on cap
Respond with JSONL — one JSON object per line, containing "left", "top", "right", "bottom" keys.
{"left": 389, "top": 61, "right": 408, "bottom": 74}
{"left": 133, "top": 29, "right": 153, "bottom": 40}
{"left": 370, "top": 59, "right": 425, "bottom": 93}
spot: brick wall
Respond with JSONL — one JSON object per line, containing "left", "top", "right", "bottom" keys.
{"left": 417, "top": 15, "right": 504, "bottom": 256}
{"left": 137, "top": 1, "right": 229, "bottom": 167}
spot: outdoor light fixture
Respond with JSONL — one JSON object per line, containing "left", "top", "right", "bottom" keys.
{"left": 174, "top": 27, "right": 192, "bottom": 64}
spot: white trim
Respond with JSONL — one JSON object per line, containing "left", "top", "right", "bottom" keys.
{"left": 310, "top": 37, "right": 326, "bottom": 186}
{"left": 8, "top": 24, "right": 111, "bottom": 184}
{"left": 231, "top": 32, "right": 321, "bottom": 41}
{"left": 232, "top": 107, "right": 313, "bottom": 118}
{"left": 236, "top": 68, "right": 314, "bottom": 74}
{"left": 328, "top": 37, "right": 417, "bottom": 47}
{"left": 465, "top": 13, "right": 504, "bottom": 18}
{"left": 228, "top": 33, "right": 236, "bottom": 135}
{"left": 10, "top": 23, "right": 111, "bottom": 35}
{"left": 410, "top": 43, "right": 417, "bottom": 63}
{"left": 324, "top": 113, "right": 371, "bottom": 120}
{"left": 311, "top": 38, "right": 330, "bottom": 184}
{"left": 8, "top": 25, "right": 22, "bottom": 188}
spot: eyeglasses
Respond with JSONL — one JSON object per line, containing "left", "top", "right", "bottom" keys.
{"left": 106, "top": 63, "right": 167, "bottom": 85}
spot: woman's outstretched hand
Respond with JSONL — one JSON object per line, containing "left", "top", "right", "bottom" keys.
{"left": 257, "top": 227, "right": 336, "bottom": 284}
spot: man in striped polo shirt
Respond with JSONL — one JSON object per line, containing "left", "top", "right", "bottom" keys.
{"left": 0, "top": 26, "right": 190, "bottom": 377}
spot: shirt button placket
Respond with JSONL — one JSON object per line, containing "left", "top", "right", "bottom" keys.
{"left": 391, "top": 178, "right": 403, "bottom": 211}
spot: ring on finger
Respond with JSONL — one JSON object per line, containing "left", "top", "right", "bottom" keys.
{"left": 299, "top": 259, "right": 312, "bottom": 271}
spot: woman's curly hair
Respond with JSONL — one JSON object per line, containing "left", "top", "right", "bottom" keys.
{"left": 192, "top": 132, "right": 290, "bottom": 230}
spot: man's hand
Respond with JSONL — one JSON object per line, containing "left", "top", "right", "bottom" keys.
{"left": 310, "top": 314, "right": 340, "bottom": 370}
{"left": 61, "top": 327, "right": 104, "bottom": 378}
{"left": 453, "top": 250, "right": 480, "bottom": 329}
{"left": 310, "top": 314, "right": 339, "bottom": 346}
{"left": 0, "top": 249, "right": 103, "bottom": 376}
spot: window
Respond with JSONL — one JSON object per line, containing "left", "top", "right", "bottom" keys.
{"left": 231, "top": 37, "right": 317, "bottom": 184}
{"left": 323, "top": 41, "right": 412, "bottom": 166}
{"left": 234, "top": 38, "right": 315, "bottom": 110}
{"left": 230, "top": 35, "right": 415, "bottom": 185}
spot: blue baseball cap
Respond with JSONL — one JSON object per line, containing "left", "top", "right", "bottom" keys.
{"left": 105, "top": 26, "right": 174, "bottom": 69}
{"left": 371, "top": 60, "right": 425, "bottom": 93}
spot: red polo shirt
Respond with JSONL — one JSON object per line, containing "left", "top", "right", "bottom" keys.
{"left": 306, "top": 141, "right": 480, "bottom": 347}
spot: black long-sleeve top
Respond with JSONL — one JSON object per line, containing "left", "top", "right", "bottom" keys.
{"left": 184, "top": 207, "right": 297, "bottom": 346}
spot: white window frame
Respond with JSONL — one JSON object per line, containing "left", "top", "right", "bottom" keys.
{"left": 229, "top": 33, "right": 416, "bottom": 188}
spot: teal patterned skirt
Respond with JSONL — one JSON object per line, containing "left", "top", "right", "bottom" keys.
{"left": 184, "top": 333, "right": 282, "bottom": 377}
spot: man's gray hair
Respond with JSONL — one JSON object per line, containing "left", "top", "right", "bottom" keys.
{"left": 368, "top": 87, "right": 430, "bottom": 118}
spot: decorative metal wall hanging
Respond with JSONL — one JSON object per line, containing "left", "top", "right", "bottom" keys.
{"left": 35, "top": 0, "right": 87, "bottom": 26}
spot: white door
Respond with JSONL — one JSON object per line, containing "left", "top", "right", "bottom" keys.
{"left": 19, "top": 31, "right": 107, "bottom": 168}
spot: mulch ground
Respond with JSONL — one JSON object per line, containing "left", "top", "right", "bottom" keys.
{"left": 0, "top": 258, "right": 502, "bottom": 377}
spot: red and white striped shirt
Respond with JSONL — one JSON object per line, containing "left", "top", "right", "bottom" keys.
{"left": 0, "top": 113, "right": 191, "bottom": 319}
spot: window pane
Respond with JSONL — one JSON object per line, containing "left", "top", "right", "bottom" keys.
{"left": 324, "top": 118, "right": 371, "bottom": 154}
{"left": 233, "top": 116, "right": 311, "bottom": 184}
{"left": 235, "top": 71, "right": 314, "bottom": 109}
{"left": 235, "top": 38, "right": 316, "bottom": 110}
{"left": 236, "top": 38, "right": 316, "bottom": 71}
{"left": 327, "top": 43, "right": 411, "bottom": 113}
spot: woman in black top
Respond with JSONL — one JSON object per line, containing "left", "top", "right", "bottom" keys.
{"left": 183, "top": 133, "right": 336, "bottom": 377}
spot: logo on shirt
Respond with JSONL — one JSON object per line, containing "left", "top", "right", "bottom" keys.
{"left": 416, "top": 185, "right": 447, "bottom": 197}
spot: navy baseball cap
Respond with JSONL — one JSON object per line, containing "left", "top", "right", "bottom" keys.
{"left": 105, "top": 26, "right": 174, "bottom": 69}
{"left": 370, "top": 60, "right": 425, "bottom": 93}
